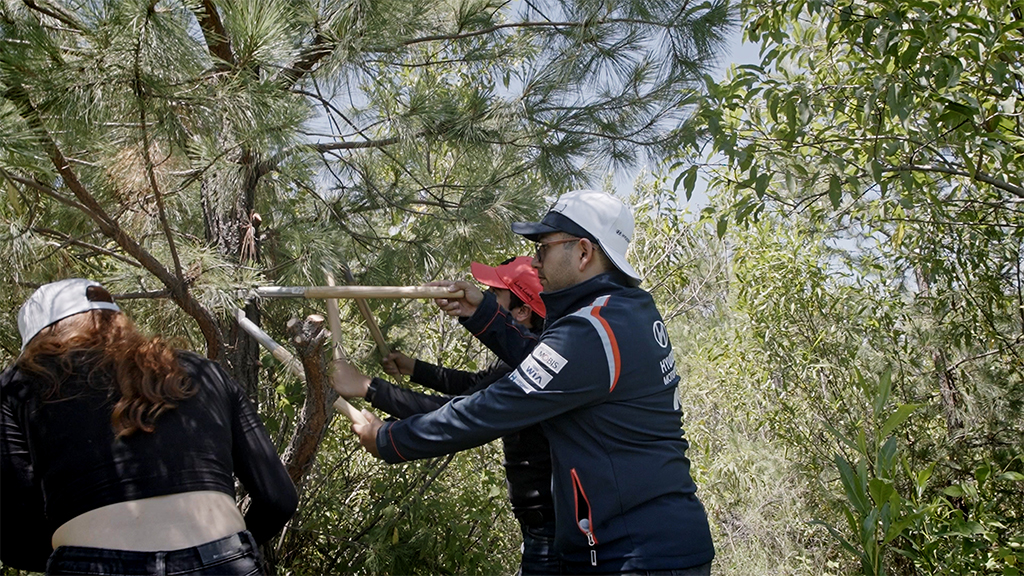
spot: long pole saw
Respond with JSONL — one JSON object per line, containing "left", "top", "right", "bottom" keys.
{"left": 255, "top": 285, "right": 464, "bottom": 300}
{"left": 341, "top": 270, "right": 392, "bottom": 359}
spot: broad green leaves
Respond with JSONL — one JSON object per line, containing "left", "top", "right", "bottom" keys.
{"left": 666, "top": 0, "right": 1024, "bottom": 573}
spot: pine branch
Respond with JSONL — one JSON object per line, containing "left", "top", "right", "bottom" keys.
{"left": 4, "top": 84, "right": 225, "bottom": 358}
{"left": 115, "top": 289, "right": 173, "bottom": 300}
{"left": 3, "top": 171, "right": 106, "bottom": 222}
{"left": 275, "top": 34, "right": 334, "bottom": 87}
{"left": 135, "top": 12, "right": 185, "bottom": 282}
{"left": 20, "top": 0, "right": 82, "bottom": 30}
{"left": 192, "top": 0, "right": 235, "bottom": 66}
{"left": 311, "top": 138, "right": 401, "bottom": 152}
{"left": 278, "top": 15, "right": 693, "bottom": 86}
{"left": 31, "top": 226, "right": 143, "bottom": 267}
{"left": 398, "top": 18, "right": 673, "bottom": 48}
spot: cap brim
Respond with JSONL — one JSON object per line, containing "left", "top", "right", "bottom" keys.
{"left": 470, "top": 261, "right": 509, "bottom": 289}
{"left": 511, "top": 221, "right": 561, "bottom": 241}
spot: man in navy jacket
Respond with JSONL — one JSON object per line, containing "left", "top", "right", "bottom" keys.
{"left": 340, "top": 189, "right": 715, "bottom": 574}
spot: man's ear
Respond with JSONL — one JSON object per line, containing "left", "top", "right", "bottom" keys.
{"left": 512, "top": 305, "right": 532, "bottom": 323}
{"left": 578, "top": 238, "right": 598, "bottom": 271}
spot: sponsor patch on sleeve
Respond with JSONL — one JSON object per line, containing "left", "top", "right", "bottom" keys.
{"left": 532, "top": 343, "right": 568, "bottom": 374}
{"left": 519, "top": 356, "right": 554, "bottom": 390}
{"left": 508, "top": 369, "right": 536, "bottom": 394}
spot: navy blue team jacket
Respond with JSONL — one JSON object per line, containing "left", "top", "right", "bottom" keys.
{"left": 376, "top": 274, "right": 714, "bottom": 572}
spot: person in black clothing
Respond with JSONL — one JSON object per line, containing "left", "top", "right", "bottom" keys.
{"left": 1, "top": 278, "right": 297, "bottom": 575}
{"left": 333, "top": 256, "right": 558, "bottom": 575}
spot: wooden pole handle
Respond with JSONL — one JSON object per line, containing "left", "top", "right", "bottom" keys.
{"left": 235, "top": 309, "right": 304, "bottom": 379}
{"left": 325, "top": 273, "right": 368, "bottom": 426}
{"left": 342, "top": 269, "right": 392, "bottom": 359}
{"left": 257, "top": 285, "right": 464, "bottom": 300}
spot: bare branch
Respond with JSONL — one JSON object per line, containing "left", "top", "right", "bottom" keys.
{"left": 114, "top": 289, "right": 172, "bottom": 300}
{"left": 192, "top": 0, "right": 235, "bottom": 66}
{"left": 311, "top": 138, "right": 401, "bottom": 152}
{"left": 21, "top": 0, "right": 82, "bottom": 30}
{"left": 890, "top": 164, "right": 1024, "bottom": 200}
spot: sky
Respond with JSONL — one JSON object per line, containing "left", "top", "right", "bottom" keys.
{"left": 304, "top": 19, "right": 763, "bottom": 214}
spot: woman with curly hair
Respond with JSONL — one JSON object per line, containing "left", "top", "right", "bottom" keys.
{"left": 1, "top": 279, "right": 297, "bottom": 575}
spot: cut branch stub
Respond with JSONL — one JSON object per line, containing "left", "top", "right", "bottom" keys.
{"left": 287, "top": 314, "right": 327, "bottom": 350}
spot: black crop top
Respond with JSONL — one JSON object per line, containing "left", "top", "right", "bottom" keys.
{"left": 0, "top": 351, "right": 298, "bottom": 572}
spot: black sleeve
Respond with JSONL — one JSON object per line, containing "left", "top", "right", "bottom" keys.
{"left": 459, "top": 291, "right": 540, "bottom": 366}
{"left": 219, "top": 365, "right": 298, "bottom": 545}
{"left": 410, "top": 359, "right": 497, "bottom": 396}
{"left": 1, "top": 370, "right": 54, "bottom": 572}
{"left": 370, "top": 362, "right": 513, "bottom": 420}
{"left": 369, "top": 378, "right": 454, "bottom": 419}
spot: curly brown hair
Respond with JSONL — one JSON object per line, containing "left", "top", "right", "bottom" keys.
{"left": 17, "top": 309, "right": 194, "bottom": 437}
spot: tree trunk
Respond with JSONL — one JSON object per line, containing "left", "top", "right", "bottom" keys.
{"left": 202, "top": 155, "right": 264, "bottom": 399}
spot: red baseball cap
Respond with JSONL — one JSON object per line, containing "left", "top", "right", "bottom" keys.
{"left": 470, "top": 256, "right": 546, "bottom": 318}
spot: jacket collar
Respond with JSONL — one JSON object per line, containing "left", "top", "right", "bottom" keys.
{"left": 540, "top": 273, "right": 629, "bottom": 323}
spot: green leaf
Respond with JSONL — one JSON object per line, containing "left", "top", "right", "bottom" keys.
{"left": 837, "top": 455, "right": 872, "bottom": 515}
{"left": 716, "top": 215, "right": 728, "bottom": 238}
{"left": 876, "top": 437, "right": 898, "bottom": 477}
{"left": 941, "top": 98, "right": 976, "bottom": 118}
{"left": 883, "top": 515, "right": 918, "bottom": 544}
{"left": 683, "top": 166, "right": 699, "bottom": 201}
{"left": 755, "top": 172, "right": 770, "bottom": 199}
{"left": 828, "top": 174, "right": 842, "bottom": 208}
{"left": 869, "top": 477, "right": 895, "bottom": 507}
{"left": 975, "top": 463, "right": 991, "bottom": 485}
{"left": 857, "top": 428, "right": 868, "bottom": 458}
{"left": 873, "top": 368, "right": 892, "bottom": 417}
{"left": 880, "top": 404, "right": 922, "bottom": 438}
{"left": 916, "top": 463, "right": 935, "bottom": 493}
{"left": 870, "top": 160, "right": 884, "bottom": 184}
{"left": 808, "top": 519, "right": 866, "bottom": 561}
{"left": 823, "top": 419, "right": 861, "bottom": 454}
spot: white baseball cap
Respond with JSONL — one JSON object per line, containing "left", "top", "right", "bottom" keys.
{"left": 511, "top": 189, "right": 640, "bottom": 285}
{"left": 17, "top": 278, "right": 121, "bottom": 350}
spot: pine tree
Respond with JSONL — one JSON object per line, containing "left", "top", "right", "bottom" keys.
{"left": 2, "top": 0, "right": 732, "bottom": 376}
{"left": 1, "top": 2, "right": 732, "bottom": 568}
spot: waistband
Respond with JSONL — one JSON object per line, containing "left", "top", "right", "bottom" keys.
{"left": 48, "top": 530, "right": 259, "bottom": 574}
{"left": 192, "top": 531, "right": 258, "bottom": 565}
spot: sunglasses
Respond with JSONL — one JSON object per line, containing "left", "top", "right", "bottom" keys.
{"left": 534, "top": 237, "right": 581, "bottom": 263}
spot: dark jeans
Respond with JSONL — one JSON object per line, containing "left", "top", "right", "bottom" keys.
{"left": 46, "top": 531, "right": 262, "bottom": 576}
{"left": 519, "top": 519, "right": 559, "bottom": 576}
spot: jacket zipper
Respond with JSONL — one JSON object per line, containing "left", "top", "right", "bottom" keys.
{"left": 570, "top": 468, "right": 598, "bottom": 566}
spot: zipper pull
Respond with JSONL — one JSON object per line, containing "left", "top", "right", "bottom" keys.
{"left": 590, "top": 550, "right": 597, "bottom": 566}
{"left": 579, "top": 519, "right": 596, "bottom": 546}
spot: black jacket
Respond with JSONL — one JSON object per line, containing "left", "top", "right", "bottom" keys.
{"left": 0, "top": 352, "right": 297, "bottom": 571}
